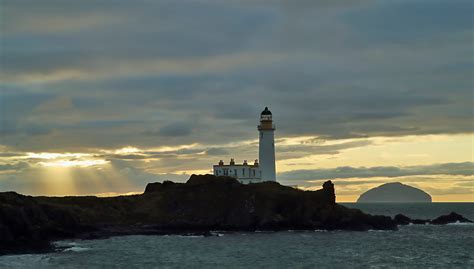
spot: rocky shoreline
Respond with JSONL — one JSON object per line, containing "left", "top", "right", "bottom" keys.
{"left": 1, "top": 175, "right": 472, "bottom": 255}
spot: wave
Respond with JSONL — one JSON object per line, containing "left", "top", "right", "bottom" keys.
{"left": 446, "top": 221, "right": 474, "bottom": 226}
{"left": 176, "top": 235, "right": 205, "bottom": 238}
{"left": 400, "top": 221, "right": 474, "bottom": 227}
{"left": 54, "top": 241, "right": 79, "bottom": 248}
{"left": 209, "top": 231, "right": 225, "bottom": 237}
{"left": 62, "top": 246, "right": 90, "bottom": 253}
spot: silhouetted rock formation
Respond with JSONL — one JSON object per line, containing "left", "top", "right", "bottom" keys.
{"left": 393, "top": 214, "right": 429, "bottom": 225}
{"left": 393, "top": 212, "right": 473, "bottom": 226}
{"left": 0, "top": 175, "right": 470, "bottom": 255}
{"left": 0, "top": 192, "right": 83, "bottom": 254}
{"left": 357, "top": 182, "right": 432, "bottom": 203}
{"left": 430, "top": 212, "right": 473, "bottom": 225}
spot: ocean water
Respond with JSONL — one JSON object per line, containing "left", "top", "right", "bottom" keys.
{"left": 1, "top": 203, "right": 473, "bottom": 268}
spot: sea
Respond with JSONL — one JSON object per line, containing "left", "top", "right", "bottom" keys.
{"left": 1, "top": 203, "right": 473, "bottom": 268}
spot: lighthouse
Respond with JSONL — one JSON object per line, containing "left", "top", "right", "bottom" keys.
{"left": 258, "top": 107, "right": 276, "bottom": 181}
{"left": 213, "top": 106, "right": 276, "bottom": 183}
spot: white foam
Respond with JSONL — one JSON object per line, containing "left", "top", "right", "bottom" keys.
{"left": 177, "top": 235, "right": 205, "bottom": 238}
{"left": 62, "top": 246, "right": 90, "bottom": 252}
{"left": 54, "top": 241, "right": 78, "bottom": 248}
{"left": 446, "top": 221, "right": 474, "bottom": 226}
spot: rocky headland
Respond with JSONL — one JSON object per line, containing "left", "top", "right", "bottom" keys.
{"left": 0, "top": 175, "right": 471, "bottom": 255}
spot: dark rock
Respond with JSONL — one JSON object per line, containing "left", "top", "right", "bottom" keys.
{"left": 393, "top": 214, "right": 411, "bottom": 225}
{"left": 394, "top": 212, "right": 472, "bottom": 226}
{"left": 145, "top": 180, "right": 177, "bottom": 193}
{"left": 430, "top": 212, "right": 473, "bottom": 225}
{"left": 144, "top": 182, "right": 162, "bottom": 193}
{"left": 393, "top": 214, "right": 429, "bottom": 225}
{"left": 186, "top": 174, "right": 240, "bottom": 186}
{"left": 0, "top": 192, "right": 81, "bottom": 255}
{"left": 411, "top": 219, "right": 429, "bottom": 225}
{"left": 0, "top": 175, "right": 398, "bottom": 255}
{"left": 322, "top": 180, "right": 336, "bottom": 205}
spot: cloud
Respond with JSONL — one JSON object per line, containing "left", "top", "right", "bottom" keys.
{"left": 278, "top": 139, "right": 372, "bottom": 155}
{"left": 0, "top": 0, "right": 472, "bottom": 199}
{"left": 343, "top": 0, "right": 473, "bottom": 43}
{"left": 35, "top": 96, "right": 74, "bottom": 113}
{"left": 279, "top": 162, "right": 474, "bottom": 181}
{"left": 205, "top": 148, "right": 229, "bottom": 156}
{"left": 0, "top": 157, "right": 190, "bottom": 196}
{"left": 0, "top": 162, "right": 30, "bottom": 173}
{"left": 154, "top": 123, "right": 194, "bottom": 137}
{"left": 1, "top": 0, "right": 472, "bottom": 152}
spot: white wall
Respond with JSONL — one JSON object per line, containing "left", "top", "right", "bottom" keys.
{"left": 259, "top": 129, "right": 276, "bottom": 181}
{"left": 213, "top": 165, "right": 262, "bottom": 183}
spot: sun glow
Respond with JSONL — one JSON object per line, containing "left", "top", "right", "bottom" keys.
{"left": 114, "top": 146, "right": 141, "bottom": 154}
{"left": 25, "top": 152, "right": 91, "bottom": 159}
{"left": 39, "top": 159, "right": 109, "bottom": 168}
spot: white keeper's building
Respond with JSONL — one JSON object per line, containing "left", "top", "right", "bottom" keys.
{"left": 213, "top": 107, "right": 276, "bottom": 184}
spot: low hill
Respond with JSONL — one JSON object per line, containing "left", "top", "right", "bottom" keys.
{"left": 357, "top": 182, "right": 432, "bottom": 203}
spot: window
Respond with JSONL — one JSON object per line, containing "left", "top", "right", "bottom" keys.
{"left": 242, "top": 168, "right": 245, "bottom": 177}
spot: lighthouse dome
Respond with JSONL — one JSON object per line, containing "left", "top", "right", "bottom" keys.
{"left": 261, "top": 107, "right": 272, "bottom": 116}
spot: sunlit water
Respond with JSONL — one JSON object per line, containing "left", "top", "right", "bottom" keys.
{"left": 1, "top": 203, "right": 473, "bottom": 268}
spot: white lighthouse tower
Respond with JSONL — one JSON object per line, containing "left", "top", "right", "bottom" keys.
{"left": 258, "top": 107, "right": 276, "bottom": 181}
{"left": 212, "top": 107, "right": 277, "bottom": 183}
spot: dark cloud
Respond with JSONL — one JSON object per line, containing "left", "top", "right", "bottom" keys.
{"left": 278, "top": 140, "right": 372, "bottom": 155}
{"left": 343, "top": 0, "right": 473, "bottom": 44}
{"left": 303, "top": 176, "right": 474, "bottom": 187}
{"left": 279, "top": 162, "right": 474, "bottom": 181}
{"left": 423, "top": 186, "right": 474, "bottom": 196}
{"left": 155, "top": 123, "right": 194, "bottom": 137}
{"left": 205, "top": 148, "right": 229, "bottom": 156}
{"left": 0, "top": 0, "right": 471, "bottom": 159}
{"left": 0, "top": 162, "right": 30, "bottom": 172}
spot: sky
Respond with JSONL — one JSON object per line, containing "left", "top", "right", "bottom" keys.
{"left": 1, "top": 0, "right": 473, "bottom": 201}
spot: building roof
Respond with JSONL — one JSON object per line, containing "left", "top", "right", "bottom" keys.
{"left": 261, "top": 106, "right": 272, "bottom": 115}
{"left": 213, "top": 164, "right": 259, "bottom": 168}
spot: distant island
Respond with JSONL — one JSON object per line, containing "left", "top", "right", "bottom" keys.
{"left": 1, "top": 175, "right": 469, "bottom": 255}
{"left": 357, "top": 182, "right": 432, "bottom": 203}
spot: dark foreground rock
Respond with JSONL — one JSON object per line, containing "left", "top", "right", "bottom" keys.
{"left": 393, "top": 214, "right": 430, "bottom": 225}
{"left": 0, "top": 175, "right": 470, "bottom": 255}
{"left": 430, "top": 212, "right": 473, "bottom": 225}
{"left": 393, "top": 212, "right": 473, "bottom": 226}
